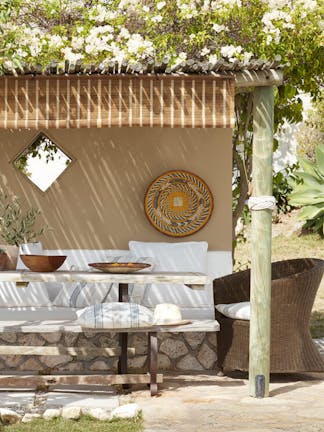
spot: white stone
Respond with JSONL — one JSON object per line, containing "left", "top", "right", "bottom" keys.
{"left": 60, "top": 362, "right": 84, "bottom": 372}
{"left": 158, "top": 354, "right": 172, "bottom": 370}
{"left": 41, "top": 333, "right": 61, "bottom": 343}
{"left": 89, "top": 360, "right": 109, "bottom": 371}
{"left": 197, "top": 343, "right": 217, "bottom": 369}
{"left": 128, "top": 355, "right": 147, "bottom": 370}
{"left": 46, "top": 392, "right": 118, "bottom": 410}
{"left": 111, "top": 403, "right": 140, "bottom": 419}
{"left": 83, "top": 407, "right": 111, "bottom": 421}
{"left": 184, "top": 333, "right": 205, "bottom": 349}
{"left": 176, "top": 354, "right": 204, "bottom": 371}
{"left": 22, "top": 413, "right": 41, "bottom": 423}
{"left": 0, "top": 408, "right": 22, "bottom": 424}
{"left": 61, "top": 406, "right": 82, "bottom": 420}
{"left": 159, "top": 338, "right": 188, "bottom": 359}
{"left": 18, "top": 358, "right": 42, "bottom": 371}
{"left": 39, "top": 355, "right": 72, "bottom": 368}
{"left": 43, "top": 408, "right": 62, "bottom": 419}
{"left": 4, "top": 356, "right": 22, "bottom": 369}
{"left": 0, "top": 333, "right": 17, "bottom": 343}
{"left": 207, "top": 333, "right": 217, "bottom": 347}
{"left": 129, "top": 333, "right": 148, "bottom": 355}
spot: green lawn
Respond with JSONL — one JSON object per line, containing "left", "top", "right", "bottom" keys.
{"left": 1, "top": 416, "right": 143, "bottom": 432}
{"left": 235, "top": 232, "right": 324, "bottom": 269}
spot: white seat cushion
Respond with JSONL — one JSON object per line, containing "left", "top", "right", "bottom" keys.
{"left": 216, "top": 302, "right": 250, "bottom": 320}
{"left": 129, "top": 241, "right": 212, "bottom": 319}
{"left": 0, "top": 306, "right": 78, "bottom": 321}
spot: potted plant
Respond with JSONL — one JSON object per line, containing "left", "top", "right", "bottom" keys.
{"left": 0, "top": 247, "right": 7, "bottom": 270}
{"left": 0, "top": 189, "right": 46, "bottom": 270}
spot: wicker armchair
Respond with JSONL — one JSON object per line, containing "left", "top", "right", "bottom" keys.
{"left": 214, "top": 258, "right": 324, "bottom": 373}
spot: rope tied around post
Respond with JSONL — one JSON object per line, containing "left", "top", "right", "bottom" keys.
{"left": 248, "top": 196, "right": 276, "bottom": 211}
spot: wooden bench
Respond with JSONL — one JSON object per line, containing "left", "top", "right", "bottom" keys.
{"left": 0, "top": 319, "right": 219, "bottom": 396}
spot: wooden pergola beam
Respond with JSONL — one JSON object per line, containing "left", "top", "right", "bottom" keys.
{"left": 235, "top": 70, "right": 283, "bottom": 88}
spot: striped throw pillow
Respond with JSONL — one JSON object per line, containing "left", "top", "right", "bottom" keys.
{"left": 76, "top": 302, "right": 154, "bottom": 328}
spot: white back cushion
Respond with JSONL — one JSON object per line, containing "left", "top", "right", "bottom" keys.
{"left": 129, "top": 241, "right": 215, "bottom": 319}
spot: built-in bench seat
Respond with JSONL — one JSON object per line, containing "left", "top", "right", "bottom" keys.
{"left": 0, "top": 319, "right": 219, "bottom": 395}
{"left": 0, "top": 245, "right": 230, "bottom": 393}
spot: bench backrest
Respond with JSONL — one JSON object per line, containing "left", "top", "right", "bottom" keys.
{"left": 42, "top": 249, "right": 232, "bottom": 319}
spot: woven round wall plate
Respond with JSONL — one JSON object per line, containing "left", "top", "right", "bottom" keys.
{"left": 144, "top": 170, "right": 214, "bottom": 237}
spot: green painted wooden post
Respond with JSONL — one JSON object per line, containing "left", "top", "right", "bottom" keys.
{"left": 249, "top": 86, "right": 274, "bottom": 397}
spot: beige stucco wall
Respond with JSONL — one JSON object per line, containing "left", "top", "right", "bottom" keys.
{"left": 0, "top": 128, "right": 232, "bottom": 250}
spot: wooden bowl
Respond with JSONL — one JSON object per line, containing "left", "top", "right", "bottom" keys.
{"left": 89, "top": 262, "right": 151, "bottom": 273}
{"left": 20, "top": 255, "right": 67, "bottom": 272}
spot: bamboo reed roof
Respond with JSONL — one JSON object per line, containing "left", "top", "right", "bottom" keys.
{"left": 2, "top": 57, "right": 284, "bottom": 77}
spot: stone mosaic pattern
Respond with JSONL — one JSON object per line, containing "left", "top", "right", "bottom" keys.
{"left": 0, "top": 331, "right": 218, "bottom": 373}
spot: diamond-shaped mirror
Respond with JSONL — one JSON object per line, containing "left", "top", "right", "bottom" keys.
{"left": 13, "top": 133, "right": 72, "bottom": 192}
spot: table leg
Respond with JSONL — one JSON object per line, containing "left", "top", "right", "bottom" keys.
{"left": 118, "top": 283, "right": 129, "bottom": 303}
{"left": 118, "top": 283, "right": 129, "bottom": 385}
{"left": 148, "top": 332, "right": 158, "bottom": 396}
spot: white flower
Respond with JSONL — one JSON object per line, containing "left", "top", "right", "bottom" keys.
{"left": 126, "top": 33, "right": 154, "bottom": 58}
{"left": 16, "top": 48, "right": 27, "bottom": 57}
{"left": 208, "top": 54, "right": 218, "bottom": 63}
{"left": 212, "top": 23, "right": 228, "bottom": 33}
{"left": 266, "top": 34, "right": 273, "bottom": 45}
{"left": 119, "top": 27, "right": 130, "bottom": 39}
{"left": 143, "top": 5, "right": 150, "bottom": 12}
{"left": 220, "top": 45, "right": 242, "bottom": 59}
{"left": 48, "top": 35, "right": 64, "bottom": 49}
{"left": 264, "top": 0, "right": 290, "bottom": 8}
{"left": 3, "top": 60, "right": 14, "bottom": 69}
{"left": 242, "top": 51, "right": 253, "bottom": 62}
{"left": 201, "top": 47, "right": 210, "bottom": 57}
{"left": 171, "top": 51, "right": 187, "bottom": 67}
{"left": 62, "top": 47, "right": 83, "bottom": 62}
{"left": 157, "top": 1, "right": 166, "bottom": 10}
{"left": 151, "top": 14, "right": 163, "bottom": 23}
{"left": 71, "top": 36, "right": 84, "bottom": 51}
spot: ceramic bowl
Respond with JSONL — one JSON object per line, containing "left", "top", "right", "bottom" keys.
{"left": 20, "top": 255, "right": 67, "bottom": 272}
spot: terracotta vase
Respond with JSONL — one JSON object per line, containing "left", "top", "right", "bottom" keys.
{"left": 0, "top": 245, "right": 19, "bottom": 270}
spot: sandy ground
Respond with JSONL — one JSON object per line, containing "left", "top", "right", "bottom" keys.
{"left": 130, "top": 370, "right": 324, "bottom": 432}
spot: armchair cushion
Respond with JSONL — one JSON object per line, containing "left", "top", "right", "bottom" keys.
{"left": 216, "top": 302, "right": 250, "bottom": 320}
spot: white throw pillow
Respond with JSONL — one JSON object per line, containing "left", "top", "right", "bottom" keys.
{"left": 52, "top": 253, "right": 154, "bottom": 308}
{"left": 128, "top": 241, "right": 210, "bottom": 317}
{"left": 0, "top": 242, "right": 52, "bottom": 307}
{"left": 215, "top": 302, "right": 251, "bottom": 320}
{"left": 76, "top": 302, "right": 154, "bottom": 329}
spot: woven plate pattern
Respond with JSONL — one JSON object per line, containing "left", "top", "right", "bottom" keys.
{"left": 144, "top": 170, "right": 213, "bottom": 237}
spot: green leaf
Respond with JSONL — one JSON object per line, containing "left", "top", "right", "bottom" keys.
{"left": 295, "top": 172, "right": 323, "bottom": 188}
{"left": 316, "top": 143, "right": 324, "bottom": 176}
{"left": 299, "top": 158, "right": 322, "bottom": 181}
{"left": 298, "top": 205, "right": 324, "bottom": 220}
